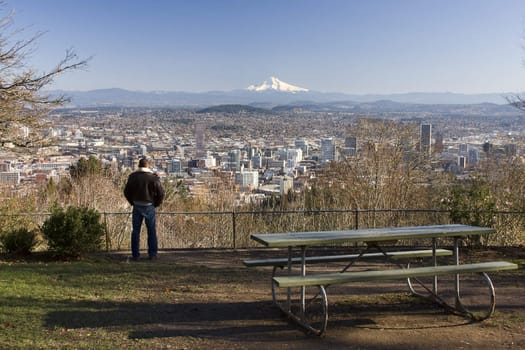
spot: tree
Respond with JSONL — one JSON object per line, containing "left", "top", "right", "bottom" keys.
{"left": 69, "top": 156, "right": 103, "bottom": 179}
{"left": 506, "top": 94, "right": 525, "bottom": 111}
{"left": 305, "top": 119, "right": 428, "bottom": 211}
{"left": 0, "top": 1, "right": 89, "bottom": 151}
{"left": 507, "top": 31, "right": 525, "bottom": 111}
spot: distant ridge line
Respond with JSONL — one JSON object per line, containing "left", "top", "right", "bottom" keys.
{"left": 46, "top": 87, "right": 519, "bottom": 108}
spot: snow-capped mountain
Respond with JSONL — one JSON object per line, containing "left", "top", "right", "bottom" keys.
{"left": 246, "top": 76, "right": 309, "bottom": 93}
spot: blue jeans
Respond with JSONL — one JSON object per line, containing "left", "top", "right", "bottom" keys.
{"left": 131, "top": 205, "right": 158, "bottom": 258}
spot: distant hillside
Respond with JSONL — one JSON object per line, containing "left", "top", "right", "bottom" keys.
{"left": 46, "top": 87, "right": 521, "bottom": 108}
{"left": 197, "top": 104, "right": 273, "bottom": 114}
{"left": 271, "top": 100, "right": 521, "bottom": 117}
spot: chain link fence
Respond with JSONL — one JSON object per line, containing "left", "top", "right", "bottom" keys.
{"left": 111, "top": 209, "right": 525, "bottom": 250}
{"left": 2, "top": 209, "right": 524, "bottom": 251}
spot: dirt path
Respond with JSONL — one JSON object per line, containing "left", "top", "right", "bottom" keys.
{"left": 111, "top": 247, "right": 524, "bottom": 349}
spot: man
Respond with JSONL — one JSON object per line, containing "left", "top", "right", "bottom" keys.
{"left": 124, "top": 158, "right": 165, "bottom": 260}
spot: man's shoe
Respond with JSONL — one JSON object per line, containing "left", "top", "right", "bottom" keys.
{"left": 130, "top": 256, "right": 139, "bottom": 262}
{"left": 148, "top": 255, "right": 158, "bottom": 261}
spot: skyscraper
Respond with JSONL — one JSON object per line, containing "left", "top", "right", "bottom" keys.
{"left": 235, "top": 170, "right": 259, "bottom": 189}
{"left": 434, "top": 132, "right": 444, "bottom": 153}
{"left": 458, "top": 155, "right": 467, "bottom": 169}
{"left": 420, "top": 124, "right": 432, "bottom": 154}
{"left": 228, "top": 149, "right": 241, "bottom": 171}
{"left": 343, "top": 136, "right": 357, "bottom": 156}
{"left": 195, "top": 123, "right": 205, "bottom": 158}
{"left": 166, "top": 158, "right": 184, "bottom": 174}
{"left": 468, "top": 147, "right": 479, "bottom": 165}
{"left": 321, "top": 137, "right": 336, "bottom": 163}
{"left": 294, "top": 139, "right": 309, "bottom": 157}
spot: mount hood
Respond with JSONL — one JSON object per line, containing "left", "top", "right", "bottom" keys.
{"left": 246, "top": 76, "right": 309, "bottom": 93}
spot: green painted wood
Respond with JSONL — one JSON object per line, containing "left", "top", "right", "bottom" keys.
{"left": 243, "top": 249, "right": 453, "bottom": 267}
{"left": 251, "top": 224, "right": 495, "bottom": 248}
{"left": 273, "top": 261, "right": 518, "bottom": 288}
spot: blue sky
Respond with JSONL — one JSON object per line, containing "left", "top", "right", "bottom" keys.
{"left": 8, "top": 0, "right": 525, "bottom": 94}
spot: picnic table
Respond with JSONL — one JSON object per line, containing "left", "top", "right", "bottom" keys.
{"left": 246, "top": 224, "right": 518, "bottom": 335}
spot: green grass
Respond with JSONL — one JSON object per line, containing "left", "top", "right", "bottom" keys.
{"left": 0, "top": 255, "right": 250, "bottom": 350}
{"left": 0, "top": 252, "right": 523, "bottom": 349}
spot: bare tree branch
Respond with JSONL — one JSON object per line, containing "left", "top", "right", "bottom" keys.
{"left": 0, "top": 1, "right": 90, "bottom": 152}
{"left": 507, "top": 31, "right": 525, "bottom": 112}
{"left": 506, "top": 95, "right": 525, "bottom": 111}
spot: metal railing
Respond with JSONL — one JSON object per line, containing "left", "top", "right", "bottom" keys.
{"left": 2, "top": 209, "right": 524, "bottom": 250}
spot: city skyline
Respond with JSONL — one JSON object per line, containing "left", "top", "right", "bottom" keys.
{"left": 9, "top": 0, "right": 525, "bottom": 94}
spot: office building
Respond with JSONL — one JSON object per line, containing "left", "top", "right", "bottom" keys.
{"left": 0, "top": 162, "right": 11, "bottom": 172}
{"left": 279, "top": 175, "right": 294, "bottom": 195}
{"left": 195, "top": 123, "right": 205, "bottom": 158}
{"left": 321, "top": 137, "right": 336, "bottom": 163}
{"left": 420, "top": 124, "right": 432, "bottom": 154}
{"left": 235, "top": 170, "right": 259, "bottom": 190}
{"left": 434, "top": 132, "right": 444, "bottom": 153}
{"left": 294, "top": 139, "right": 309, "bottom": 157}
{"left": 0, "top": 171, "right": 21, "bottom": 185}
{"left": 251, "top": 153, "right": 263, "bottom": 169}
{"left": 468, "top": 147, "right": 479, "bottom": 165}
{"left": 227, "top": 149, "right": 241, "bottom": 171}
{"left": 166, "top": 158, "right": 184, "bottom": 174}
{"left": 343, "top": 136, "right": 357, "bottom": 156}
{"left": 458, "top": 156, "right": 467, "bottom": 169}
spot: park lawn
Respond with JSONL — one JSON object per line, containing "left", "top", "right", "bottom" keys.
{"left": 0, "top": 250, "right": 523, "bottom": 350}
{"left": 0, "top": 255, "right": 251, "bottom": 350}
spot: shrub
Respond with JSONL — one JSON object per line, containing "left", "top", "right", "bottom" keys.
{"left": 41, "top": 206, "right": 105, "bottom": 258}
{"left": 0, "top": 227, "right": 39, "bottom": 255}
{"left": 442, "top": 180, "right": 496, "bottom": 247}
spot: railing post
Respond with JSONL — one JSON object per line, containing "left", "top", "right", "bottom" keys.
{"left": 232, "top": 210, "right": 237, "bottom": 250}
{"left": 354, "top": 209, "right": 359, "bottom": 230}
{"left": 104, "top": 211, "right": 110, "bottom": 252}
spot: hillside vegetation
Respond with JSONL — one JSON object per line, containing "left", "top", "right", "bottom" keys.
{"left": 2, "top": 118, "right": 524, "bottom": 249}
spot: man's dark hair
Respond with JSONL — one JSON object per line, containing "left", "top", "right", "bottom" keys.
{"left": 138, "top": 158, "right": 149, "bottom": 168}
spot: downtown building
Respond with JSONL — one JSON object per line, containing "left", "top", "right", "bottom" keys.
{"left": 320, "top": 137, "right": 336, "bottom": 163}
{"left": 420, "top": 124, "right": 432, "bottom": 154}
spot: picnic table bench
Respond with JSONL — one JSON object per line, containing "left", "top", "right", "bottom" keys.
{"left": 243, "top": 248, "right": 453, "bottom": 268}
{"left": 246, "top": 224, "right": 519, "bottom": 336}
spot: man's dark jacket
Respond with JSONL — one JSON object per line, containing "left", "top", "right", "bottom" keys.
{"left": 124, "top": 168, "right": 165, "bottom": 207}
